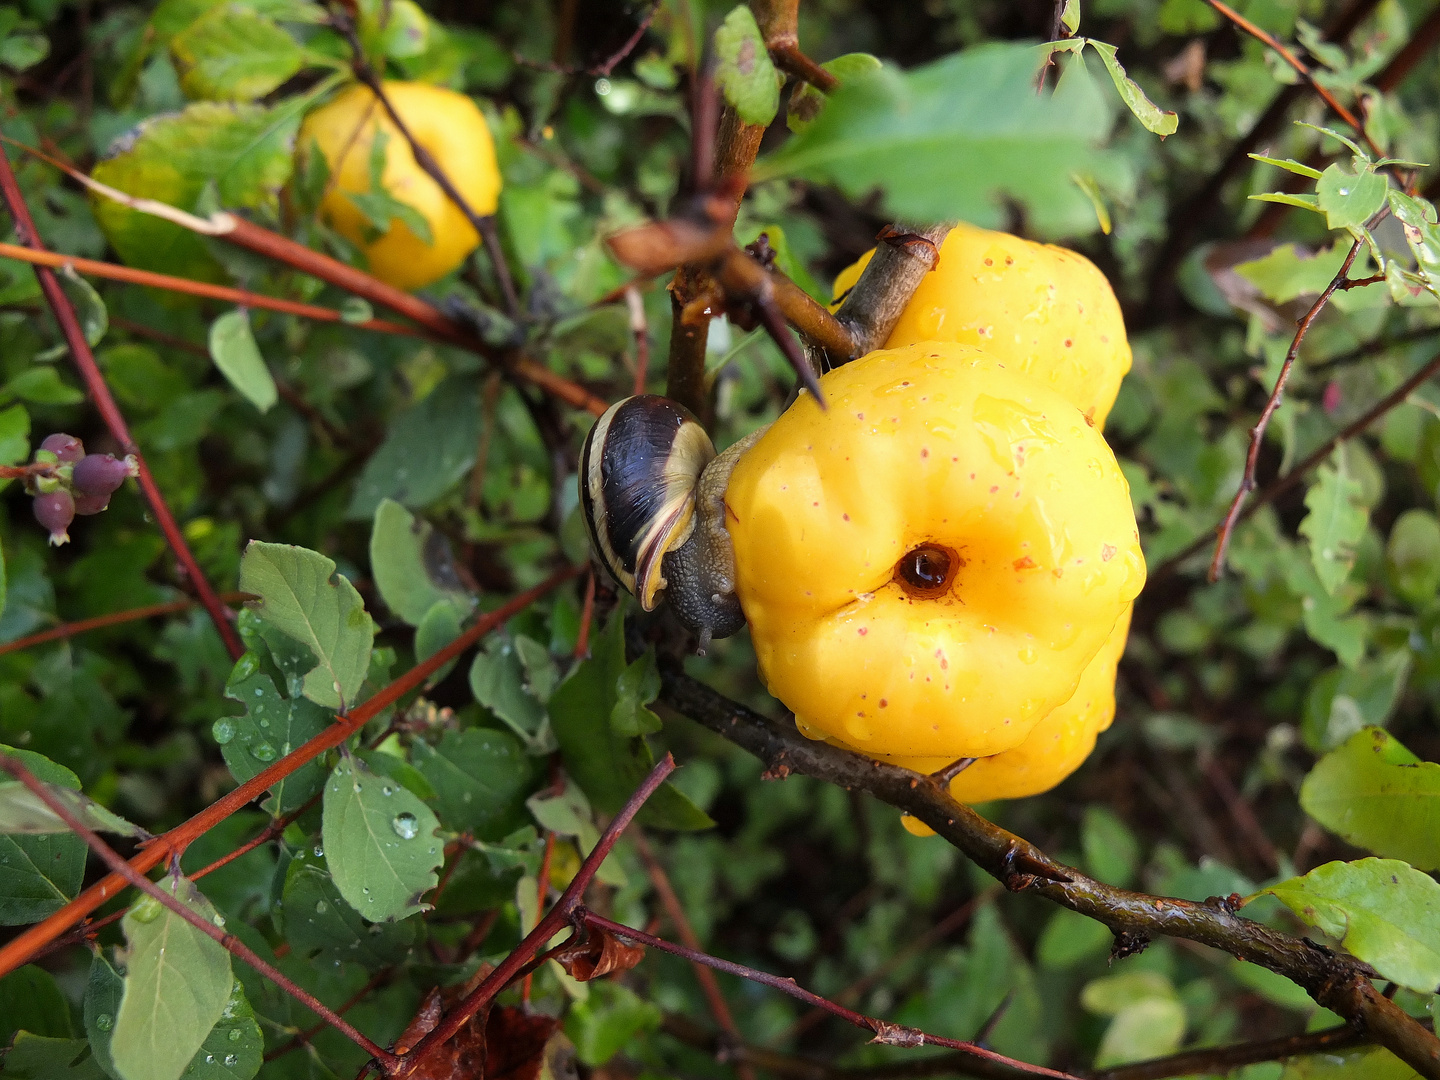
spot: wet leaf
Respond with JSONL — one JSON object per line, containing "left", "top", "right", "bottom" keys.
{"left": 219, "top": 664, "right": 330, "bottom": 816}
{"left": 1299, "top": 456, "right": 1368, "bottom": 595}
{"left": 207, "top": 310, "right": 277, "bottom": 413}
{"left": 411, "top": 727, "right": 536, "bottom": 840}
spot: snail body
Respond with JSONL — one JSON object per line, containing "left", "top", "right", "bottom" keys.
{"left": 580, "top": 395, "right": 760, "bottom": 651}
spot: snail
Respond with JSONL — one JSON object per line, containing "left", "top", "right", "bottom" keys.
{"left": 579, "top": 395, "right": 764, "bottom": 652}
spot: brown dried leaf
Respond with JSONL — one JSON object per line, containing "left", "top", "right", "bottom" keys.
{"left": 606, "top": 219, "right": 729, "bottom": 276}
{"left": 486, "top": 1006, "right": 565, "bottom": 1080}
{"left": 553, "top": 927, "right": 646, "bottom": 981}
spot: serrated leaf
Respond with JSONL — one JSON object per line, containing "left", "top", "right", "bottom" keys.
{"left": 759, "top": 41, "right": 1116, "bottom": 235}
{"left": 548, "top": 613, "right": 713, "bottom": 832}
{"left": 1299, "top": 458, "right": 1369, "bottom": 595}
{"left": 280, "top": 855, "right": 417, "bottom": 967}
{"left": 1259, "top": 858, "right": 1440, "bottom": 992}
{"left": 322, "top": 753, "right": 441, "bottom": 921}
{"left": 0, "top": 745, "right": 84, "bottom": 924}
{"left": 1235, "top": 241, "right": 1349, "bottom": 303}
{"left": 1316, "top": 163, "right": 1388, "bottom": 231}
{"left": 526, "top": 779, "right": 626, "bottom": 888}
{"left": 219, "top": 664, "right": 330, "bottom": 815}
{"left": 238, "top": 541, "right": 374, "bottom": 709}
{"left": 172, "top": 5, "right": 304, "bottom": 102}
{"left": 207, "top": 310, "right": 277, "bottom": 413}
{"left": 111, "top": 876, "right": 233, "bottom": 1080}
{"left": 369, "top": 499, "right": 473, "bottom": 626}
{"left": 411, "top": 727, "right": 536, "bottom": 839}
{"left": 91, "top": 101, "right": 299, "bottom": 280}
{"left": 1086, "top": 40, "right": 1176, "bottom": 136}
{"left": 713, "top": 5, "right": 780, "bottom": 126}
{"left": 1300, "top": 728, "right": 1440, "bottom": 870}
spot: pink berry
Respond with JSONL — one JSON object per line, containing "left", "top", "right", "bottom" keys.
{"left": 73, "top": 491, "right": 111, "bottom": 516}
{"left": 33, "top": 490, "right": 75, "bottom": 545}
{"left": 39, "top": 433, "right": 84, "bottom": 463}
{"left": 73, "top": 454, "right": 132, "bottom": 497}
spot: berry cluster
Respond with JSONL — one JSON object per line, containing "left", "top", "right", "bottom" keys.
{"left": 28, "top": 433, "right": 138, "bottom": 546}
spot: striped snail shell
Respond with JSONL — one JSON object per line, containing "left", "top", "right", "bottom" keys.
{"left": 580, "top": 395, "right": 758, "bottom": 650}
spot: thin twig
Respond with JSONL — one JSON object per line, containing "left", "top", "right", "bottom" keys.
{"left": 0, "top": 566, "right": 581, "bottom": 977}
{"left": 577, "top": 910, "right": 1081, "bottom": 1080}
{"left": 1209, "top": 237, "right": 1363, "bottom": 580}
{"left": 1204, "top": 0, "right": 1378, "bottom": 155}
{"left": 0, "top": 752, "right": 397, "bottom": 1070}
{"left": 521, "top": 830, "right": 557, "bottom": 1003}
{"left": 0, "top": 594, "right": 251, "bottom": 658}
{"left": 1090, "top": 1024, "right": 1368, "bottom": 1080}
{"left": 0, "top": 147, "right": 246, "bottom": 660}
{"left": 513, "top": 1, "right": 659, "bottom": 77}
{"left": 1151, "top": 343, "right": 1440, "bottom": 581}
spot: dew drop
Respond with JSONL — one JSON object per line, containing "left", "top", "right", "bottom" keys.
{"left": 391, "top": 812, "right": 419, "bottom": 839}
{"left": 315, "top": 901, "right": 328, "bottom": 914}
{"left": 211, "top": 718, "right": 236, "bottom": 745}
{"left": 313, "top": 845, "right": 323, "bottom": 858}
{"left": 251, "top": 742, "right": 277, "bottom": 762}
{"left": 96, "top": 1014, "right": 114, "bottom": 1032}
{"left": 205, "top": 1055, "right": 215, "bottom": 1064}
{"left": 224, "top": 1054, "right": 239, "bottom": 1066}
{"left": 381, "top": 785, "right": 394, "bottom": 796}
{"left": 228, "top": 1028, "right": 242, "bottom": 1043}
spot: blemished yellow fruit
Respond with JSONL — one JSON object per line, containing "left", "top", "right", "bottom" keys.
{"left": 832, "top": 222, "right": 1132, "bottom": 428}
{"left": 725, "top": 342, "right": 1145, "bottom": 764}
{"left": 893, "top": 606, "right": 1131, "bottom": 819}
{"left": 298, "top": 81, "right": 501, "bottom": 291}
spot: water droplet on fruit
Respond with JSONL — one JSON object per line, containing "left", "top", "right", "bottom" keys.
{"left": 391, "top": 812, "right": 419, "bottom": 839}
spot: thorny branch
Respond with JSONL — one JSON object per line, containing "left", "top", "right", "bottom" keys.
{"left": 0, "top": 147, "right": 247, "bottom": 660}
{"left": 652, "top": 662, "right": 1440, "bottom": 1080}
{"left": 1208, "top": 236, "right": 1364, "bottom": 580}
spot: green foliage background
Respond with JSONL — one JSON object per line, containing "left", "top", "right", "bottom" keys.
{"left": 0, "top": 0, "right": 1438, "bottom": 1078}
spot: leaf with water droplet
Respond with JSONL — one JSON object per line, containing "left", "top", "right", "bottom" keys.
{"left": 178, "top": 979, "right": 262, "bottom": 1080}
{"left": 111, "top": 874, "right": 233, "bottom": 1080}
{"left": 411, "top": 727, "right": 536, "bottom": 840}
{"left": 322, "top": 754, "right": 441, "bottom": 922}
{"left": 84, "top": 949, "right": 124, "bottom": 1077}
{"left": 279, "top": 854, "right": 416, "bottom": 967}
{"left": 0, "top": 745, "right": 86, "bottom": 923}
{"left": 219, "top": 667, "right": 329, "bottom": 816}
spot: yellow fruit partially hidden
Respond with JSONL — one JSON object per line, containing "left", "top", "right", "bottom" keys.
{"left": 725, "top": 342, "right": 1144, "bottom": 763}
{"left": 298, "top": 81, "right": 501, "bottom": 291}
{"left": 833, "top": 223, "right": 1132, "bottom": 428}
{"left": 891, "top": 606, "right": 1131, "bottom": 810}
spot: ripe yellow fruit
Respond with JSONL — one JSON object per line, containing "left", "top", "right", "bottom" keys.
{"left": 298, "top": 81, "right": 501, "bottom": 291}
{"left": 893, "top": 606, "right": 1131, "bottom": 815}
{"left": 832, "top": 222, "right": 1132, "bottom": 428}
{"left": 725, "top": 342, "right": 1144, "bottom": 764}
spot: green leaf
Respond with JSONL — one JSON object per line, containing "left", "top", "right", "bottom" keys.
{"left": 84, "top": 950, "right": 124, "bottom": 1079}
{"left": 0, "top": 777, "right": 147, "bottom": 839}
{"left": 238, "top": 541, "right": 375, "bottom": 709}
{"left": 207, "top": 310, "right": 277, "bottom": 413}
{"left": 1085, "top": 40, "right": 1177, "bottom": 136}
{"left": 345, "top": 379, "right": 481, "bottom": 519}
{"left": 1282, "top": 1045, "right": 1426, "bottom": 1079}
{"left": 1298, "top": 456, "right": 1369, "bottom": 595}
{"left": 0, "top": 745, "right": 84, "bottom": 924}
{"left": 1235, "top": 241, "right": 1350, "bottom": 303}
{"left": 0, "top": 400, "right": 29, "bottom": 495}
{"left": 1386, "top": 508, "right": 1440, "bottom": 606}
{"left": 564, "top": 980, "right": 661, "bottom": 1066}
{"left": 548, "top": 613, "right": 713, "bottom": 832}
{"left": 414, "top": 600, "right": 462, "bottom": 677}
{"left": 411, "top": 727, "right": 536, "bottom": 840}
{"left": 610, "top": 648, "right": 661, "bottom": 737}
{"left": 787, "top": 52, "right": 882, "bottom": 133}
{"left": 0, "top": 964, "right": 72, "bottom": 1044}
{"left": 1250, "top": 191, "right": 1323, "bottom": 214}
{"left": 759, "top": 42, "right": 1116, "bottom": 235}
{"left": 368, "top": 499, "right": 473, "bottom": 626}
{"left": 1302, "top": 652, "right": 1410, "bottom": 752}
{"left": 1036, "top": 908, "right": 1112, "bottom": 970}
{"left": 1300, "top": 727, "right": 1440, "bottom": 870}
{"left": 4, "top": 366, "right": 86, "bottom": 406}
{"left": 0, "top": 1034, "right": 108, "bottom": 1080}
{"left": 218, "top": 662, "right": 330, "bottom": 815}
{"left": 1315, "top": 163, "right": 1388, "bottom": 231}
{"left": 172, "top": 5, "right": 305, "bottom": 102}
{"left": 1259, "top": 858, "right": 1440, "bottom": 993}
{"left": 182, "top": 978, "right": 262, "bottom": 1080}
{"left": 1388, "top": 190, "right": 1440, "bottom": 298}
{"left": 1093, "top": 998, "right": 1187, "bottom": 1068}
{"left": 1081, "top": 805, "right": 1140, "bottom": 888}
{"left": 468, "top": 638, "right": 551, "bottom": 750}
{"left": 1060, "top": 0, "right": 1081, "bottom": 33}
{"left": 91, "top": 102, "right": 299, "bottom": 280}
{"left": 321, "top": 752, "right": 442, "bottom": 921}
{"left": 111, "top": 876, "right": 234, "bottom": 1080}
{"left": 1249, "top": 152, "right": 1323, "bottom": 179}
{"left": 713, "top": 5, "right": 780, "bottom": 126}
{"left": 35, "top": 267, "right": 108, "bottom": 361}
{"left": 280, "top": 854, "right": 418, "bottom": 967}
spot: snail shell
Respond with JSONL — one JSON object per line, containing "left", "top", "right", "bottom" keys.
{"left": 580, "top": 395, "right": 715, "bottom": 611}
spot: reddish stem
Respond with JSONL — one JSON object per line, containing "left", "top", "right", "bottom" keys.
{"left": 0, "top": 150, "right": 245, "bottom": 659}
{"left": 577, "top": 910, "right": 1080, "bottom": 1080}
{"left": 0, "top": 592, "right": 252, "bottom": 657}
{"left": 522, "top": 831, "right": 558, "bottom": 1003}
{"left": 0, "top": 751, "right": 396, "bottom": 1069}
{"left": 0, "top": 566, "right": 580, "bottom": 977}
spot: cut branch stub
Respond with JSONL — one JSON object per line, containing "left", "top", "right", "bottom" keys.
{"left": 831, "top": 221, "right": 953, "bottom": 365}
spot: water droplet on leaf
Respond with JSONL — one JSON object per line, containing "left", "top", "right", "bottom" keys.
{"left": 212, "top": 718, "right": 236, "bottom": 745}
{"left": 391, "top": 812, "right": 419, "bottom": 839}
